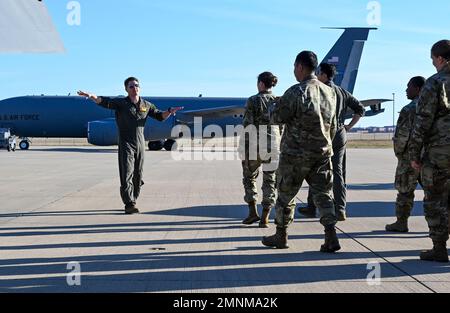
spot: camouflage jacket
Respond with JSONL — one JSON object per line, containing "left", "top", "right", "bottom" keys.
{"left": 270, "top": 74, "right": 337, "bottom": 158}
{"left": 240, "top": 91, "right": 282, "bottom": 161}
{"left": 409, "top": 64, "right": 450, "bottom": 162}
{"left": 243, "top": 91, "right": 276, "bottom": 128}
{"left": 393, "top": 98, "right": 418, "bottom": 158}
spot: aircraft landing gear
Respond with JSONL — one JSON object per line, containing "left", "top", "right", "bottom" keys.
{"left": 19, "top": 139, "right": 30, "bottom": 150}
{"left": 148, "top": 140, "right": 164, "bottom": 151}
{"left": 163, "top": 139, "right": 177, "bottom": 151}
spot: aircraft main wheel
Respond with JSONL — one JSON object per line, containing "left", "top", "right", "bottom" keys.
{"left": 163, "top": 139, "right": 177, "bottom": 151}
{"left": 19, "top": 140, "right": 30, "bottom": 150}
{"left": 148, "top": 140, "right": 164, "bottom": 151}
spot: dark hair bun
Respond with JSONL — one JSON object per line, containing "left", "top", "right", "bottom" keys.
{"left": 258, "top": 72, "right": 278, "bottom": 89}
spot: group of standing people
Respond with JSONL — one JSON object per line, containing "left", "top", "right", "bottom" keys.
{"left": 241, "top": 40, "right": 450, "bottom": 263}
{"left": 77, "top": 40, "right": 450, "bottom": 264}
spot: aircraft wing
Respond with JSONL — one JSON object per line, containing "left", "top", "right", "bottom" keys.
{"left": 176, "top": 105, "right": 245, "bottom": 123}
{"left": 0, "top": 0, "right": 65, "bottom": 53}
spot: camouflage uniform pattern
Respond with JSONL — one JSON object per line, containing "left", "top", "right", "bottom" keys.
{"left": 271, "top": 75, "right": 337, "bottom": 228}
{"left": 409, "top": 64, "right": 450, "bottom": 243}
{"left": 393, "top": 99, "right": 421, "bottom": 219}
{"left": 306, "top": 81, "right": 366, "bottom": 214}
{"left": 241, "top": 91, "right": 281, "bottom": 207}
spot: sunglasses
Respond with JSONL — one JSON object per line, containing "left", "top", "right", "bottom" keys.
{"left": 128, "top": 84, "right": 140, "bottom": 89}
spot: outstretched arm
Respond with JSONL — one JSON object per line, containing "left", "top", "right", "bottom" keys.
{"left": 148, "top": 104, "right": 184, "bottom": 121}
{"left": 162, "top": 106, "right": 184, "bottom": 120}
{"left": 78, "top": 90, "right": 120, "bottom": 110}
{"left": 77, "top": 91, "right": 102, "bottom": 104}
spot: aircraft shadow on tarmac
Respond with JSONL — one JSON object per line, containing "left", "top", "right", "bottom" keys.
{"left": 347, "top": 183, "right": 395, "bottom": 190}
{"left": 27, "top": 148, "right": 118, "bottom": 153}
{"left": 0, "top": 209, "right": 125, "bottom": 218}
{"left": 147, "top": 202, "right": 425, "bottom": 219}
{"left": 347, "top": 183, "right": 423, "bottom": 191}
{"left": 0, "top": 242, "right": 447, "bottom": 293}
{"left": 0, "top": 203, "right": 442, "bottom": 292}
{"left": 0, "top": 200, "right": 425, "bottom": 221}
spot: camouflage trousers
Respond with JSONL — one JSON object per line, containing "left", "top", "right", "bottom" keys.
{"left": 395, "top": 155, "right": 421, "bottom": 219}
{"left": 275, "top": 153, "right": 337, "bottom": 228}
{"left": 421, "top": 146, "right": 450, "bottom": 243}
{"left": 242, "top": 159, "right": 277, "bottom": 207}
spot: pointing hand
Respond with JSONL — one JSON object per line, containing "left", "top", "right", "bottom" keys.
{"left": 77, "top": 90, "right": 91, "bottom": 98}
{"left": 168, "top": 107, "right": 184, "bottom": 115}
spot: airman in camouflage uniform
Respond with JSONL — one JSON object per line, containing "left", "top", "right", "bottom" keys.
{"left": 241, "top": 72, "right": 282, "bottom": 228}
{"left": 386, "top": 77, "right": 425, "bottom": 233}
{"left": 409, "top": 40, "right": 450, "bottom": 263}
{"left": 261, "top": 51, "right": 341, "bottom": 253}
{"left": 298, "top": 63, "right": 365, "bottom": 222}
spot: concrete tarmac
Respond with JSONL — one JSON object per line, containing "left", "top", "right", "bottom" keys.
{"left": 0, "top": 146, "right": 448, "bottom": 293}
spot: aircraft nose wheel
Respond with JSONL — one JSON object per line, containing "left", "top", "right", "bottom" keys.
{"left": 19, "top": 140, "right": 30, "bottom": 150}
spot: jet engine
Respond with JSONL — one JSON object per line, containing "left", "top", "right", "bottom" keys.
{"left": 87, "top": 119, "right": 118, "bottom": 146}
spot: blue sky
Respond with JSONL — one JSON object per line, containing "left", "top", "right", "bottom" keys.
{"left": 1, "top": 0, "right": 449, "bottom": 127}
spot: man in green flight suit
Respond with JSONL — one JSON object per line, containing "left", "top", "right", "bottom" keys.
{"left": 78, "top": 77, "right": 181, "bottom": 214}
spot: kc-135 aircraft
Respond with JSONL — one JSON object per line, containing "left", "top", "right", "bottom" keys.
{"left": 0, "top": 23, "right": 389, "bottom": 150}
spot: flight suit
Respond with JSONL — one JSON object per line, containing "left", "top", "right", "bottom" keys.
{"left": 409, "top": 63, "right": 450, "bottom": 259}
{"left": 98, "top": 97, "right": 164, "bottom": 207}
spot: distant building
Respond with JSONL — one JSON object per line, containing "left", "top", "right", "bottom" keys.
{"left": 350, "top": 126, "right": 396, "bottom": 133}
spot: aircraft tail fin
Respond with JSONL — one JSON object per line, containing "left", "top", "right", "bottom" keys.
{"left": 321, "top": 27, "right": 376, "bottom": 94}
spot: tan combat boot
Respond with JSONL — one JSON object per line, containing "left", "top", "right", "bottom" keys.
{"left": 262, "top": 227, "right": 289, "bottom": 249}
{"left": 337, "top": 210, "right": 347, "bottom": 222}
{"left": 385, "top": 218, "right": 409, "bottom": 233}
{"left": 242, "top": 201, "right": 261, "bottom": 225}
{"left": 420, "top": 242, "right": 449, "bottom": 263}
{"left": 259, "top": 205, "right": 272, "bottom": 228}
{"left": 320, "top": 225, "right": 341, "bottom": 253}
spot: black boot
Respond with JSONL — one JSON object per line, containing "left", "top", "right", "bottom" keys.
{"left": 320, "top": 225, "right": 341, "bottom": 253}
{"left": 259, "top": 205, "right": 272, "bottom": 228}
{"left": 243, "top": 202, "right": 261, "bottom": 225}
{"left": 385, "top": 218, "right": 409, "bottom": 233}
{"left": 125, "top": 203, "right": 140, "bottom": 215}
{"left": 420, "top": 241, "right": 449, "bottom": 263}
{"left": 262, "top": 227, "right": 289, "bottom": 249}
